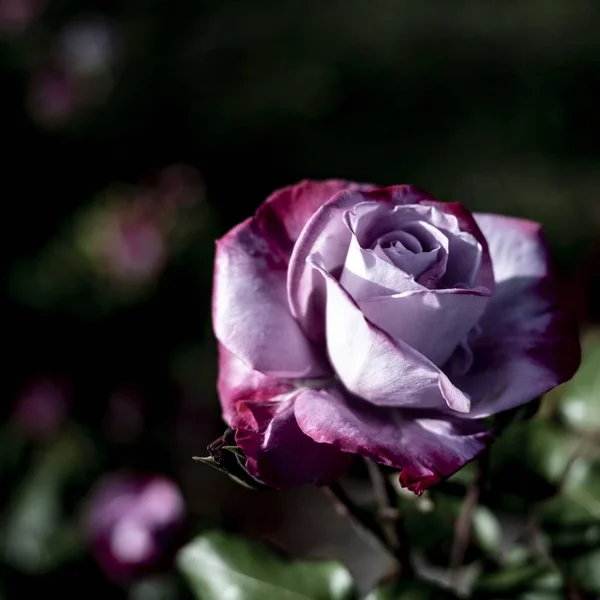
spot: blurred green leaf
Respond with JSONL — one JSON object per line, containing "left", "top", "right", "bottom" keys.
{"left": 564, "top": 548, "right": 600, "bottom": 594}
{"left": 401, "top": 494, "right": 501, "bottom": 563}
{"left": 0, "top": 428, "right": 94, "bottom": 573}
{"left": 472, "top": 506, "right": 503, "bottom": 557}
{"left": 129, "top": 575, "right": 182, "bottom": 600}
{"left": 488, "top": 419, "right": 579, "bottom": 508}
{"left": 402, "top": 495, "right": 459, "bottom": 560}
{"left": 558, "top": 342, "right": 600, "bottom": 433}
{"left": 540, "top": 460, "right": 600, "bottom": 554}
{"left": 472, "top": 561, "right": 563, "bottom": 598}
{"left": 365, "top": 579, "right": 456, "bottom": 599}
{"left": 176, "top": 530, "right": 356, "bottom": 600}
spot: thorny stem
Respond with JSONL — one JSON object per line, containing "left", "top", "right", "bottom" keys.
{"left": 449, "top": 453, "right": 487, "bottom": 590}
{"left": 326, "top": 469, "right": 414, "bottom": 577}
{"left": 325, "top": 481, "right": 391, "bottom": 555}
{"left": 366, "top": 461, "right": 414, "bottom": 576}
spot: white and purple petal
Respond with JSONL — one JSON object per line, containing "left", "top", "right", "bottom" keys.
{"left": 214, "top": 180, "right": 363, "bottom": 378}
{"left": 217, "top": 344, "right": 295, "bottom": 424}
{"left": 450, "top": 214, "right": 580, "bottom": 417}
{"left": 358, "top": 287, "right": 490, "bottom": 366}
{"left": 294, "top": 390, "right": 492, "bottom": 495}
{"left": 309, "top": 253, "right": 472, "bottom": 413}
{"left": 232, "top": 391, "right": 353, "bottom": 488}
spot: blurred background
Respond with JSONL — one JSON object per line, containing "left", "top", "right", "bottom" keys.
{"left": 3, "top": 1, "right": 600, "bottom": 599}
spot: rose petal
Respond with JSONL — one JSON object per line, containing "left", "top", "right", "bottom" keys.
{"left": 309, "top": 253, "right": 472, "bottom": 413}
{"left": 294, "top": 390, "right": 492, "bottom": 495}
{"left": 217, "top": 344, "right": 295, "bottom": 424}
{"left": 450, "top": 214, "right": 581, "bottom": 417}
{"left": 233, "top": 391, "right": 353, "bottom": 488}
{"left": 343, "top": 203, "right": 452, "bottom": 291}
{"left": 422, "top": 201, "right": 495, "bottom": 292}
{"left": 213, "top": 217, "right": 329, "bottom": 378}
{"left": 340, "top": 233, "right": 425, "bottom": 299}
{"left": 288, "top": 185, "right": 429, "bottom": 341}
{"left": 256, "top": 179, "right": 361, "bottom": 256}
{"left": 214, "top": 180, "right": 361, "bottom": 378}
{"left": 358, "top": 287, "right": 490, "bottom": 366}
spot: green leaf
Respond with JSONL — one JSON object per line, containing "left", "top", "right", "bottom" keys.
{"left": 129, "top": 575, "right": 182, "bottom": 600}
{"left": 365, "top": 579, "right": 457, "bottom": 599}
{"left": 0, "top": 428, "right": 94, "bottom": 573}
{"left": 195, "top": 429, "right": 271, "bottom": 491}
{"left": 176, "top": 530, "right": 356, "bottom": 600}
{"left": 472, "top": 506, "right": 503, "bottom": 557}
{"left": 400, "top": 494, "right": 501, "bottom": 564}
{"left": 401, "top": 494, "right": 459, "bottom": 562}
{"left": 488, "top": 420, "right": 579, "bottom": 507}
{"left": 540, "top": 460, "right": 600, "bottom": 553}
{"left": 564, "top": 548, "right": 600, "bottom": 594}
{"left": 558, "top": 342, "right": 600, "bottom": 433}
{"left": 472, "top": 562, "right": 563, "bottom": 597}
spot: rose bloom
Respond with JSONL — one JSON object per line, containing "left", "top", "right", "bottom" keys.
{"left": 213, "top": 181, "right": 580, "bottom": 494}
{"left": 85, "top": 474, "right": 185, "bottom": 581}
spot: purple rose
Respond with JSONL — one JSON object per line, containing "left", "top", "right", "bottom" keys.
{"left": 212, "top": 181, "right": 580, "bottom": 494}
{"left": 85, "top": 474, "right": 185, "bottom": 581}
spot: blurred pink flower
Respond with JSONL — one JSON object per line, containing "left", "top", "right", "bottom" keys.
{"left": 85, "top": 473, "right": 185, "bottom": 582}
{"left": 0, "top": 0, "right": 43, "bottom": 36}
{"left": 12, "top": 376, "right": 69, "bottom": 439}
{"left": 27, "top": 67, "right": 76, "bottom": 127}
{"left": 88, "top": 208, "right": 167, "bottom": 283}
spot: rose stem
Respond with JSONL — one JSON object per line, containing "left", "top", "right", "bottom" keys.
{"left": 325, "top": 481, "right": 394, "bottom": 558}
{"left": 448, "top": 453, "right": 487, "bottom": 589}
{"left": 366, "top": 460, "right": 414, "bottom": 576}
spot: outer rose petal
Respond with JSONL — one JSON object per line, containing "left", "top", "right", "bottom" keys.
{"left": 452, "top": 214, "right": 581, "bottom": 417}
{"left": 294, "top": 390, "right": 492, "bottom": 494}
{"left": 288, "top": 185, "right": 432, "bottom": 341}
{"left": 232, "top": 391, "right": 353, "bottom": 488}
{"left": 217, "top": 344, "right": 295, "bottom": 425}
{"left": 213, "top": 180, "right": 361, "bottom": 377}
{"left": 309, "top": 253, "right": 472, "bottom": 413}
{"left": 256, "top": 179, "right": 359, "bottom": 256}
{"left": 213, "top": 218, "right": 328, "bottom": 378}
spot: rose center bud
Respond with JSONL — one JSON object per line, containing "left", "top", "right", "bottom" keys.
{"left": 372, "top": 222, "right": 446, "bottom": 287}
{"left": 338, "top": 202, "right": 490, "bottom": 367}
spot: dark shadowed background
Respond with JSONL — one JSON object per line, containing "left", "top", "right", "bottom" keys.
{"left": 2, "top": 1, "right": 599, "bottom": 599}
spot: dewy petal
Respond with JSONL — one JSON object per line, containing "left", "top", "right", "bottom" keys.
{"left": 451, "top": 214, "right": 581, "bottom": 418}
{"left": 217, "top": 344, "right": 295, "bottom": 425}
{"left": 358, "top": 287, "right": 491, "bottom": 366}
{"left": 294, "top": 391, "right": 492, "bottom": 495}
{"left": 309, "top": 253, "right": 472, "bottom": 413}
{"left": 232, "top": 391, "right": 353, "bottom": 489}
{"left": 287, "top": 185, "right": 430, "bottom": 342}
